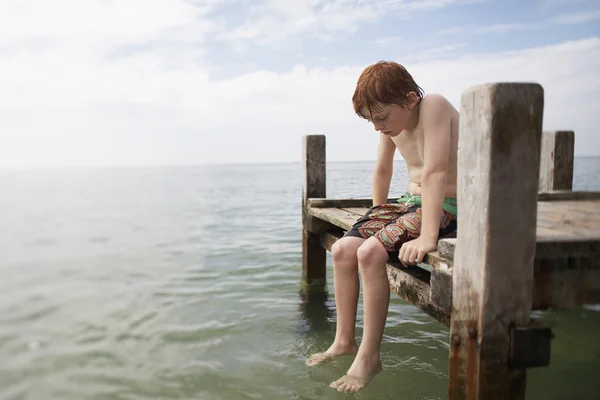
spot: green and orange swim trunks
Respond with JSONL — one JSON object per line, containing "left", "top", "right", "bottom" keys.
{"left": 343, "top": 192, "right": 458, "bottom": 258}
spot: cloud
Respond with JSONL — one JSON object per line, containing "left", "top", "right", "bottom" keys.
{"left": 551, "top": 9, "right": 600, "bottom": 24}
{"left": 374, "top": 36, "right": 403, "bottom": 45}
{"left": 0, "top": 0, "right": 598, "bottom": 168}
{"left": 538, "top": 0, "right": 592, "bottom": 8}
{"left": 2, "top": 31, "right": 599, "bottom": 169}
{"left": 219, "top": 0, "right": 489, "bottom": 46}
{"left": 439, "top": 9, "right": 600, "bottom": 35}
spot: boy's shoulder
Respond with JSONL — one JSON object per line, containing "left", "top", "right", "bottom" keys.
{"left": 418, "top": 93, "right": 457, "bottom": 125}
{"left": 420, "top": 93, "right": 454, "bottom": 112}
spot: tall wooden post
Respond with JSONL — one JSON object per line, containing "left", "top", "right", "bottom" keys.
{"left": 539, "top": 131, "right": 575, "bottom": 191}
{"left": 302, "top": 135, "right": 327, "bottom": 291}
{"left": 449, "top": 83, "right": 544, "bottom": 399}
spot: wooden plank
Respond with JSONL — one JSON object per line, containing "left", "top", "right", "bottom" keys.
{"left": 539, "top": 131, "right": 574, "bottom": 191}
{"left": 302, "top": 135, "right": 327, "bottom": 289}
{"left": 424, "top": 251, "right": 453, "bottom": 273}
{"left": 538, "top": 191, "right": 600, "bottom": 201}
{"left": 532, "top": 255, "right": 600, "bottom": 308}
{"left": 308, "top": 207, "right": 360, "bottom": 231}
{"left": 308, "top": 198, "right": 399, "bottom": 208}
{"left": 536, "top": 200, "right": 600, "bottom": 243}
{"left": 309, "top": 191, "right": 600, "bottom": 208}
{"left": 438, "top": 238, "right": 457, "bottom": 260}
{"left": 509, "top": 322, "right": 552, "bottom": 369}
{"left": 448, "top": 83, "right": 543, "bottom": 400}
{"left": 310, "top": 202, "right": 600, "bottom": 259}
{"left": 339, "top": 207, "right": 369, "bottom": 217}
{"left": 320, "top": 231, "right": 451, "bottom": 326}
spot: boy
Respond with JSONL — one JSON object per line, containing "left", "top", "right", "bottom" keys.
{"left": 306, "top": 61, "right": 460, "bottom": 393}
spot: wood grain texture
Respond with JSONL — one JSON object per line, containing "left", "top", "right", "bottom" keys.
{"left": 537, "top": 190, "right": 600, "bottom": 201}
{"left": 448, "top": 83, "right": 543, "bottom": 400}
{"left": 308, "top": 198, "right": 399, "bottom": 208}
{"left": 539, "top": 131, "right": 574, "bottom": 191}
{"left": 302, "top": 136, "right": 327, "bottom": 286}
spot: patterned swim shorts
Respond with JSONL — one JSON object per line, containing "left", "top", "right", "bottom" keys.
{"left": 343, "top": 192, "right": 458, "bottom": 259}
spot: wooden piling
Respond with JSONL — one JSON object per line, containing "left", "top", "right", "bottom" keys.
{"left": 448, "top": 83, "right": 544, "bottom": 399}
{"left": 302, "top": 135, "right": 327, "bottom": 291}
{"left": 539, "top": 131, "right": 575, "bottom": 191}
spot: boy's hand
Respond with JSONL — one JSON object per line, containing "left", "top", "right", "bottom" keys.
{"left": 399, "top": 237, "right": 437, "bottom": 267}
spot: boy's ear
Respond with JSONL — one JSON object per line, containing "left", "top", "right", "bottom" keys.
{"left": 407, "top": 91, "right": 419, "bottom": 109}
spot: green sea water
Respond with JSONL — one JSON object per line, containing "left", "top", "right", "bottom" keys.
{"left": 1, "top": 159, "right": 599, "bottom": 399}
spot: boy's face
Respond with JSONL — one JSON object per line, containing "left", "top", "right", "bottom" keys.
{"left": 363, "top": 103, "right": 412, "bottom": 138}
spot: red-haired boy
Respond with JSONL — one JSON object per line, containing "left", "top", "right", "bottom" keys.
{"left": 307, "top": 61, "right": 460, "bottom": 393}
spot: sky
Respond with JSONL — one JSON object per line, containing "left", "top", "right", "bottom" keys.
{"left": 1, "top": 0, "right": 599, "bottom": 169}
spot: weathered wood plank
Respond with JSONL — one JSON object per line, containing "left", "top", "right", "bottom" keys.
{"left": 538, "top": 191, "right": 600, "bottom": 201}
{"left": 308, "top": 198, "right": 398, "bottom": 208}
{"left": 425, "top": 251, "right": 453, "bottom": 273}
{"left": 532, "top": 255, "right": 600, "bottom": 308}
{"left": 539, "top": 130, "right": 574, "bottom": 191}
{"left": 309, "top": 199, "right": 600, "bottom": 260}
{"left": 509, "top": 322, "right": 552, "bottom": 369}
{"left": 438, "top": 238, "right": 457, "bottom": 260}
{"left": 308, "top": 207, "right": 360, "bottom": 231}
{"left": 448, "top": 83, "right": 544, "bottom": 400}
{"left": 536, "top": 200, "right": 600, "bottom": 243}
{"left": 339, "top": 207, "right": 370, "bottom": 217}
{"left": 302, "top": 135, "right": 327, "bottom": 288}
{"left": 309, "top": 191, "right": 600, "bottom": 208}
{"left": 320, "top": 231, "right": 451, "bottom": 326}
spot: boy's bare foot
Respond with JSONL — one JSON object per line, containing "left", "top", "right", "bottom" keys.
{"left": 329, "top": 356, "right": 382, "bottom": 393}
{"left": 305, "top": 342, "right": 358, "bottom": 366}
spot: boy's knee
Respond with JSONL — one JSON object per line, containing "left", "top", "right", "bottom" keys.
{"left": 332, "top": 238, "right": 359, "bottom": 264}
{"left": 357, "top": 239, "right": 388, "bottom": 270}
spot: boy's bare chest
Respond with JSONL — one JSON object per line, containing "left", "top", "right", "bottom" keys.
{"left": 392, "top": 131, "right": 424, "bottom": 166}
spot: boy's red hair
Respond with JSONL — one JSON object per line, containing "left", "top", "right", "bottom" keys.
{"left": 352, "top": 61, "right": 424, "bottom": 119}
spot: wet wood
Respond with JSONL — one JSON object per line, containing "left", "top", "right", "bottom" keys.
{"left": 448, "top": 83, "right": 544, "bottom": 400}
{"left": 509, "top": 321, "right": 553, "bottom": 369}
{"left": 302, "top": 135, "right": 327, "bottom": 288}
{"left": 539, "top": 131, "right": 574, "bottom": 191}
{"left": 532, "top": 255, "right": 600, "bottom": 308}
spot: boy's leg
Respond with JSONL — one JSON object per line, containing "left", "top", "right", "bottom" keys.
{"left": 306, "top": 236, "right": 364, "bottom": 366}
{"left": 329, "top": 237, "right": 389, "bottom": 392}
{"left": 330, "top": 205, "right": 458, "bottom": 393}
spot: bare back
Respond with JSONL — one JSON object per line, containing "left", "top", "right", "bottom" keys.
{"left": 391, "top": 94, "right": 459, "bottom": 198}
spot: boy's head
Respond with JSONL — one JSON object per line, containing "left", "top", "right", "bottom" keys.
{"left": 352, "top": 61, "right": 424, "bottom": 137}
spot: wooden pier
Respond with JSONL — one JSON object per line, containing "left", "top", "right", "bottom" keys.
{"left": 301, "top": 83, "right": 600, "bottom": 399}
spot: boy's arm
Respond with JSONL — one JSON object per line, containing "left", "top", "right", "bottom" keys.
{"left": 372, "top": 132, "right": 396, "bottom": 207}
{"left": 399, "top": 95, "right": 452, "bottom": 266}
{"left": 419, "top": 95, "right": 452, "bottom": 242}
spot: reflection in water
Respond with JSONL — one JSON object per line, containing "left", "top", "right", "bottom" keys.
{"left": 298, "top": 286, "right": 333, "bottom": 336}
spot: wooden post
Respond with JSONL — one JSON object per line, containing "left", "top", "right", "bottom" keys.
{"left": 449, "top": 83, "right": 544, "bottom": 399}
{"left": 539, "top": 131, "right": 575, "bottom": 191}
{"left": 302, "top": 135, "right": 327, "bottom": 291}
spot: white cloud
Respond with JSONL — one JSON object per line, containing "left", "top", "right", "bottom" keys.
{"left": 0, "top": 0, "right": 222, "bottom": 47}
{"left": 538, "top": 0, "right": 592, "bottom": 8}
{"left": 439, "top": 9, "right": 600, "bottom": 35}
{"left": 0, "top": 0, "right": 598, "bottom": 168}
{"left": 219, "top": 0, "right": 488, "bottom": 46}
{"left": 551, "top": 9, "right": 600, "bottom": 24}
{"left": 374, "top": 36, "right": 403, "bottom": 45}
